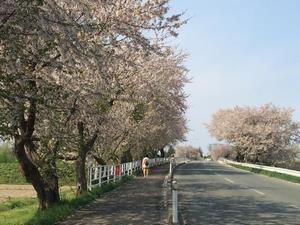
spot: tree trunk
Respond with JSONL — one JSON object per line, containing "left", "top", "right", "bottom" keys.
{"left": 76, "top": 154, "right": 87, "bottom": 196}
{"left": 159, "top": 148, "right": 165, "bottom": 158}
{"left": 76, "top": 122, "right": 98, "bottom": 196}
{"left": 13, "top": 90, "right": 60, "bottom": 210}
{"left": 14, "top": 137, "right": 59, "bottom": 209}
{"left": 45, "top": 179, "right": 60, "bottom": 206}
{"left": 44, "top": 144, "right": 60, "bottom": 205}
{"left": 93, "top": 155, "right": 106, "bottom": 165}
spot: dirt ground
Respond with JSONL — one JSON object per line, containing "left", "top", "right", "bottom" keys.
{"left": 0, "top": 185, "right": 74, "bottom": 202}
{"left": 0, "top": 184, "right": 36, "bottom": 202}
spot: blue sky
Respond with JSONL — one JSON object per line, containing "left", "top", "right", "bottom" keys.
{"left": 169, "top": 0, "right": 300, "bottom": 153}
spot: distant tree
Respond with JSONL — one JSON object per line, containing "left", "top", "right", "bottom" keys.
{"left": 208, "top": 144, "right": 234, "bottom": 161}
{"left": 207, "top": 104, "right": 300, "bottom": 165}
{"left": 175, "top": 145, "right": 200, "bottom": 160}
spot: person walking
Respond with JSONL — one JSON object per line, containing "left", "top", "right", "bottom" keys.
{"left": 142, "top": 155, "right": 150, "bottom": 178}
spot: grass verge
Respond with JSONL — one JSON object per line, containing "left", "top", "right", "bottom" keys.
{"left": 0, "top": 161, "right": 76, "bottom": 185}
{"left": 229, "top": 163, "right": 300, "bottom": 184}
{"left": 0, "top": 176, "right": 133, "bottom": 225}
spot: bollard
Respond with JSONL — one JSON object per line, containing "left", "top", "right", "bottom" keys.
{"left": 169, "top": 161, "right": 173, "bottom": 175}
{"left": 172, "top": 180, "right": 179, "bottom": 224}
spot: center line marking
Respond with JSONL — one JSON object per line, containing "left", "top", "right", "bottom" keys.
{"left": 224, "top": 178, "right": 235, "bottom": 183}
{"left": 250, "top": 188, "right": 265, "bottom": 195}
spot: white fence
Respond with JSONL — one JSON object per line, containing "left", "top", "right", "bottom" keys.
{"left": 220, "top": 158, "right": 300, "bottom": 178}
{"left": 87, "top": 158, "right": 169, "bottom": 190}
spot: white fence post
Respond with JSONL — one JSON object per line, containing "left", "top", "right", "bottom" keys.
{"left": 106, "top": 166, "right": 110, "bottom": 183}
{"left": 99, "top": 166, "right": 102, "bottom": 186}
{"left": 104, "top": 166, "right": 108, "bottom": 183}
{"left": 113, "top": 165, "right": 116, "bottom": 182}
{"left": 88, "top": 157, "right": 169, "bottom": 189}
{"left": 88, "top": 166, "right": 92, "bottom": 191}
{"left": 172, "top": 180, "right": 179, "bottom": 224}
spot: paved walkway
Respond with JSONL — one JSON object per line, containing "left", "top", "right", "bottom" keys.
{"left": 59, "top": 164, "right": 169, "bottom": 225}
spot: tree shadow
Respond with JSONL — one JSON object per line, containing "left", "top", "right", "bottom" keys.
{"left": 176, "top": 163, "right": 300, "bottom": 225}
{"left": 56, "top": 165, "right": 169, "bottom": 225}
{"left": 179, "top": 194, "right": 300, "bottom": 225}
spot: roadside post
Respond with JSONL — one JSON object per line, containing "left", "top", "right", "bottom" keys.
{"left": 169, "top": 156, "right": 176, "bottom": 176}
{"left": 172, "top": 180, "right": 179, "bottom": 224}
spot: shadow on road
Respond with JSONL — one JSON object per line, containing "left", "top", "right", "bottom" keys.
{"left": 58, "top": 165, "right": 169, "bottom": 225}
{"left": 180, "top": 194, "right": 300, "bottom": 225}
{"left": 176, "top": 162, "right": 300, "bottom": 225}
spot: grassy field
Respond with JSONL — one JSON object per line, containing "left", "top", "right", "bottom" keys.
{"left": 0, "top": 143, "right": 135, "bottom": 224}
{"left": 229, "top": 163, "right": 300, "bottom": 184}
{"left": 0, "top": 176, "right": 132, "bottom": 225}
{"left": 0, "top": 142, "right": 76, "bottom": 186}
{"left": 0, "top": 143, "right": 16, "bottom": 163}
{"left": 0, "top": 161, "right": 76, "bottom": 185}
{"left": 0, "top": 185, "right": 74, "bottom": 203}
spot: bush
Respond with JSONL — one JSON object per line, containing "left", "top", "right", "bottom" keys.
{"left": 0, "top": 163, "right": 27, "bottom": 184}
{"left": 56, "top": 161, "right": 76, "bottom": 186}
{"left": 0, "top": 143, "right": 16, "bottom": 163}
{"left": 274, "top": 160, "right": 300, "bottom": 172}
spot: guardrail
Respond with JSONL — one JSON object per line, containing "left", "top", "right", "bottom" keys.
{"left": 220, "top": 158, "right": 300, "bottom": 178}
{"left": 87, "top": 157, "right": 170, "bottom": 190}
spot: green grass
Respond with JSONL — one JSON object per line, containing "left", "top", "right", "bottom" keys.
{"left": 0, "top": 176, "right": 133, "bottom": 225}
{"left": 0, "top": 163, "right": 27, "bottom": 184}
{"left": 0, "top": 144, "right": 76, "bottom": 185}
{"left": 229, "top": 163, "right": 300, "bottom": 183}
{"left": 0, "top": 161, "right": 76, "bottom": 185}
{"left": 0, "top": 143, "right": 16, "bottom": 163}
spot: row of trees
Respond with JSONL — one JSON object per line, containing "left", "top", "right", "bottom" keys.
{"left": 175, "top": 145, "right": 203, "bottom": 160}
{"left": 207, "top": 104, "right": 300, "bottom": 165}
{"left": 208, "top": 144, "right": 234, "bottom": 161}
{"left": 0, "top": 0, "right": 188, "bottom": 209}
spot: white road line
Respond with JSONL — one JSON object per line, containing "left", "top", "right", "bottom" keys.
{"left": 224, "top": 178, "right": 235, "bottom": 184}
{"left": 250, "top": 188, "right": 265, "bottom": 195}
{"left": 214, "top": 173, "right": 221, "bottom": 176}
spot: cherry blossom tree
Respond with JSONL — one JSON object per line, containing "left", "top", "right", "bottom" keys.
{"left": 175, "top": 145, "right": 201, "bottom": 160}
{"left": 0, "top": 0, "right": 187, "bottom": 207}
{"left": 207, "top": 104, "right": 300, "bottom": 165}
{"left": 208, "top": 144, "right": 234, "bottom": 161}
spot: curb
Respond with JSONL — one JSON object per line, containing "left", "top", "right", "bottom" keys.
{"left": 161, "top": 161, "right": 187, "bottom": 225}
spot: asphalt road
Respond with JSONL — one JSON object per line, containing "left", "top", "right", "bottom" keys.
{"left": 174, "top": 161, "right": 300, "bottom": 225}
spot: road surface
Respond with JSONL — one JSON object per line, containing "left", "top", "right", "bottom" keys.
{"left": 59, "top": 164, "right": 169, "bottom": 225}
{"left": 174, "top": 161, "right": 300, "bottom": 225}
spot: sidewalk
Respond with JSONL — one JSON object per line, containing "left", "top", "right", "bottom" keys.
{"left": 59, "top": 164, "right": 169, "bottom": 225}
